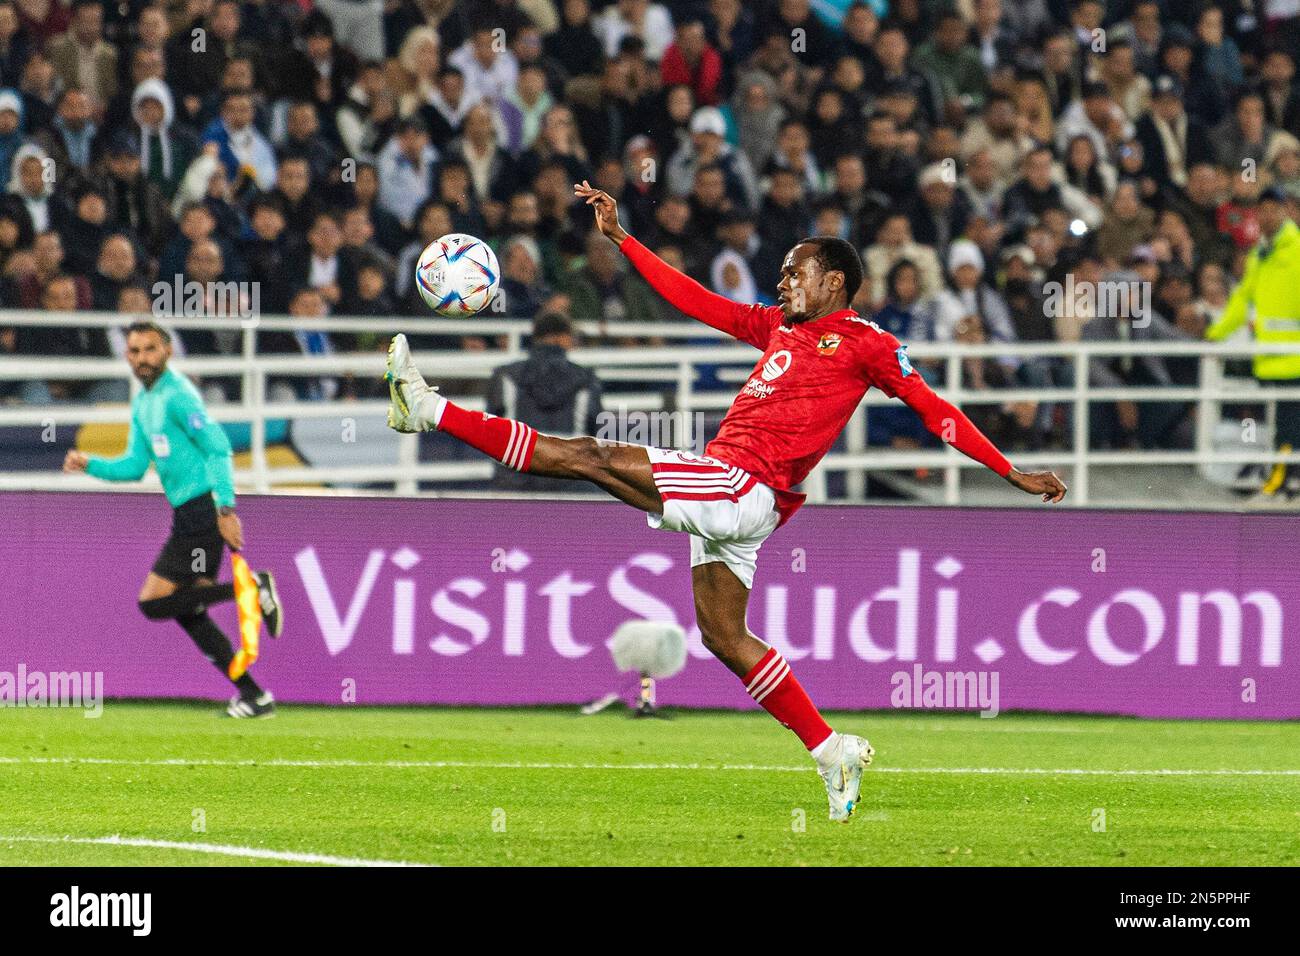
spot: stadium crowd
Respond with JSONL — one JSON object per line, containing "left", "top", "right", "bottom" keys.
{"left": 0, "top": 0, "right": 1298, "bottom": 459}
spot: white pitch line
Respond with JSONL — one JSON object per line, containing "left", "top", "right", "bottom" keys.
{"left": 0, "top": 834, "right": 432, "bottom": 867}
{"left": 2, "top": 756, "right": 1298, "bottom": 776}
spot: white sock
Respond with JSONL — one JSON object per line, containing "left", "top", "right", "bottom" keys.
{"left": 809, "top": 731, "right": 839, "bottom": 763}
{"left": 416, "top": 391, "right": 447, "bottom": 430}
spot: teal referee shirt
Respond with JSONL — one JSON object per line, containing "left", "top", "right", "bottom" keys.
{"left": 86, "top": 366, "right": 236, "bottom": 509}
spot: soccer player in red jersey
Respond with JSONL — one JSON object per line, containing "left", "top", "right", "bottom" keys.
{"left": 385, "top": 182, "right": 1067, "bottom": 821}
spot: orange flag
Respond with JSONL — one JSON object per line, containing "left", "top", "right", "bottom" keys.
{"left": 227, "top": 552, "right": 262, "bottom": 679}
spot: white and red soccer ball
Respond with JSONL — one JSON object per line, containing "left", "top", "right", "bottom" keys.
{"left": 415, "top": 233, "right": 501, "bottom": 316}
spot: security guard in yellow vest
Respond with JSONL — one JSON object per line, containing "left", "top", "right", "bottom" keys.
{"left": 1207, "top": 186, "right": 1300, "bottom": 499}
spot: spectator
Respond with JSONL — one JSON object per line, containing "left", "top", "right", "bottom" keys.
{"left": 340, "top": 204, "right": 395, "bottom": 279}
{"left": 912, "top": 10, "right": 988, "bottom": 122}
{"left": 1095, "top": 180, "right": 1155, "bottom": 264}
{"left": 280, "top": 102, "right": 340, "bottom": 187}
{"left": 593, "top": 0, "right": 673, "bottom": 63}
{"left": 1259, "top": 49, "right": 1300, "bottom": 135}
{"left": 1002, "top": 144, "right": 1101, "bottom": 238}
{"left": 100, "top": 129, "right": 170, "bottom": 257}
{"left": 286, "top": 211, "right": 356, "bottom": 311}
{"left": 0, "top": 3, "right": 33, "bottom": 90}
{"left": 725, "top": 71, "right": 783, "bottom": 173}
{"left": 445, "top": 101, "right": 518, "bottom": 205}
{"left": 545, "top": 0, "right": 604, "bottom": 82}
{"left": 128, "top": 77, "right": 196, "bottom": 201}
{"left": 376, "top": 114, "right": 437, "bottom": 229}
{"left": 88, "top": 232, "right": 137, "bottom": 311}
{"left": 905, "top": 161, "right": 969, "bottom": 261}
{"left": 486, "top": 310, "right": 604, "bottom": 490}
{"left": 864, "top": 211, "right": 943, "bottom": 306}
{"left": 497, "top": 233, "right": 552, "bottom": 319}
{"left": 518, "top": 103, "right": 590, "bottom": 187}
{"left": 239, "top": 194, "right": 291, "bottom": 314}
{"left": 660, "top": 18, "right": 722, "bottom": 107}
{"left": 498, "top": 63, "right": 553, "bottom": 155}
{"left": 338, "top": 61, "right": 398, "bottom": 161}
{"left": 709, "top": 209, "right": 767, "bottom": 304}
{"left": 408, "top": 64, "right": 464, "bottom": 151}
{"left": 200, "top": 92, "right": 276, "bottom": 193}
{"left": 260, "top": 285, "right": 339, "bottom": 401}
{"left": 448, "top": 24, "right": 519, "bottom": 106}
{"left": 1082, "top": 270, "right": 1195, "bottom": 450}
{"left": 666, "top": 105, "right": 757, "bottom": 211}
{"left": 35, "top": 87, "right": 97, "bottom": 183}
{"left": 47, "top": 0, "right": 117, "bottom": 110}
{"left": 165, "top": 0, "right": 254, "bottom": 113}
{"left": 561, "top": 229, "right": 661, "bottom": 324}
{"left": 868, "top": 257, "right": 939, "bottom": 451}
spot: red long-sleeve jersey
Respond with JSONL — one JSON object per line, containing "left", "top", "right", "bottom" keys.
{"left": 621, "top": 236, "right": 1014, "bottom": 525}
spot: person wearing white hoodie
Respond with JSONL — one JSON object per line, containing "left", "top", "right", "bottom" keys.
{"left": 8, "top": 141, "right": 54, "bottom": 233}
{"left": 130, "top": 77, "right": 196, "bottom": 199}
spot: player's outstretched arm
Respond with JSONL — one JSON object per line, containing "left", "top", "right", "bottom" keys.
{"left": 899, "top": 378, "right": 1067, "bottom": 504}
{"left": 573, "top": 181, "right": 772, "bottom": 348}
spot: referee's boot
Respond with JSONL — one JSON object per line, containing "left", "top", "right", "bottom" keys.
{"left": 227, "top": 691, "right": 275, "bottom": 719}
{"left": 256, "top": 570, "right": 284, "bottom": 638}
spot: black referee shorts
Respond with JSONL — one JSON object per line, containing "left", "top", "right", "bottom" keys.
{"left": 151, "top": 495, "right": 226, "bottom": 585}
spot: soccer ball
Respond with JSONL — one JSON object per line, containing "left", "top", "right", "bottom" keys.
{"left": 414, "top": 233, "right": 501, "bottom": 316}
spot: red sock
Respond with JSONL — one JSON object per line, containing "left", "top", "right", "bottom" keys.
{"left": 742, "top": 647, "right": 834, "bottom": 750}
{"left": 438, "top": 401, "right": 538, "bottom": 472}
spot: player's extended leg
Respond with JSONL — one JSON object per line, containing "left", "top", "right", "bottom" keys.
{"left": 137, "top": 573, "right": 273, "bottom": 717}
{"left": 386, "top": 334, "right": 663, "bottom": 510}
{"left": 691, "top": 559, "right": 874, "bottom": 822}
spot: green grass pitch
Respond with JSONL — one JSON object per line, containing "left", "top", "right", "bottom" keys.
{"left": 1, "top": 702, "right": 1297, "bottom": 866}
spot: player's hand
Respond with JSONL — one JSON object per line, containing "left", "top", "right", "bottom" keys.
{"left": 217, "top": 511, "right": 244, "bottom": 552}
{"left": 63, "top": 450, "right": 89, "bottom": 473}
{"left": 573, "top": 181, "right": 628, "bottom": 245}
{"left": 1007, "top": 468, "right": 1067, "bottom": 503}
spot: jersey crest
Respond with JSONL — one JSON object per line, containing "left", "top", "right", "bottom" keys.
{"left": 817, "top": 332, "right": 843, "bottom": 355}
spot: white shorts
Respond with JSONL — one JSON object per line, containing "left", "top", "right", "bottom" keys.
{"left": 644, "top": 447, "right": 780, "bottom": 589}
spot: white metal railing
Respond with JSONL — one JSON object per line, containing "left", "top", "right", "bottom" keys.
{"left": 1, "top": 311, "right": 1298, "bottom": 507}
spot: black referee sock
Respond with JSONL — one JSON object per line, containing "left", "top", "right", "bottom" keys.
{"left": 177, "top": 611, "right": 263, "bottom": 700}
{"left": 139, "top": 583, "right": 237, "bottom": 621}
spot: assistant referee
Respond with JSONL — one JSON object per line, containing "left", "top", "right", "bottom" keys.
{"left": 64, "top": 320, "right": 284, "bottom": 718}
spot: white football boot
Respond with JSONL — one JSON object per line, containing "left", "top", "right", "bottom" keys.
{"left": 816, "top": 733, "right": 875, "bottom": 822}
{"left": 385, "top": 333, "right": 442, "bottom": 433}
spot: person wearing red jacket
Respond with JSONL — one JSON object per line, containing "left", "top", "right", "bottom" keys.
{"left": 384, "top": 182, "right": 1066, "bottom": 823}
{"left": 659, "top": 19, "right": 724, "bottom": 107}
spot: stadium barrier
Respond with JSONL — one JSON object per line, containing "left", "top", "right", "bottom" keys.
{"left": 2, "top": 311, "right": 1300, "bottom": 505}
{"left": 4, "top": 490, "right": 1294, "bottom": 718}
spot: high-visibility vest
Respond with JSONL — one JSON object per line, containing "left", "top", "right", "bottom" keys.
{"left": 1207, "top": 218, "right": 1300, "bottom": 380}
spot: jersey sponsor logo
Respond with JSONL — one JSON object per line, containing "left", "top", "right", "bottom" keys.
{"left": 151, "top": 433, "right": 171, "bottom": 458}
{"left": 741, "top": 378, "right": 776, "bottom": 399}
{"left": 896, "top": 345, "right": 914, "bottom": 377}
{"left": 817, "top": 332, "right": 843, "bottom": 355}
{"left": 761, "top": 350, "right": 792, "bottom": 382}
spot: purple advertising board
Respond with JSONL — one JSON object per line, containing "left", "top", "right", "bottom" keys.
{"left": 3, "top": 491, "right": 1297, "bottom": 718}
